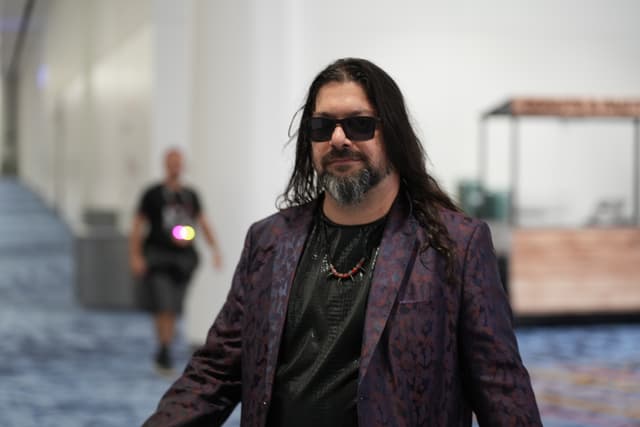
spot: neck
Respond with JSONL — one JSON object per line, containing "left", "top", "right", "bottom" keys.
{"left": 164, "top": 178, "right": 181, "bottom": 191}
{"left": 322, "top": 172, "right": 400, "bottom": 225}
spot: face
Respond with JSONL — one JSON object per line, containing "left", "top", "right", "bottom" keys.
{"left": 311, "top": 81, "right": 392, "bottom": 205}
{"left": 164, "top": 150, "right": 184, "bottom": 181}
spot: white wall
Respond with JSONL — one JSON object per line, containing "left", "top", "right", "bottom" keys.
{"left": 0, "top": 76, "right": 4, "bottom": 165}
{"left": 15, "top": 0, "right": 640, "bottom": 343}
{"left": 18, "top": 0, "right": 152, "bottom": 232}
{"left": 151, "top": 0, "right": 193, "bottom": 174}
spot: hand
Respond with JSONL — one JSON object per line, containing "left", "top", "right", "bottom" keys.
{"left": 212, "top": 252, "right": 223, "bottom": 270}
{"left": 130, "top": 253, "right": 147, "bottom": 278}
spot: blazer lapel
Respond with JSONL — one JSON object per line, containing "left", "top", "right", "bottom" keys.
{"left": 359, "top": 198, "right": 419, "bottom": 383}
{"left": 263, "top": 204, "right": 315, "bottom": 398}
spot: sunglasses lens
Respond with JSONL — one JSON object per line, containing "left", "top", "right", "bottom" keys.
{"left": 309, "top": 116, "right": 378, "bottom": 142}
{"left": 343, "top": 117, "right": 377, "bottom": 141}
{"left": 310, "top": 117, "right": 335, "bottom": 142}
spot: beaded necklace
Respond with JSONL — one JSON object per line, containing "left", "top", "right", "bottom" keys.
{"left": 320, "top": 216, "right": 383, "bottom": 283}
{"left": 327, "top": 256, "right": 366, "bottom": 280}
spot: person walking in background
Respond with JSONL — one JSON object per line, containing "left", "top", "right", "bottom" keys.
{"left": 129, "top": 147, "right": 222, "bottom": 375}
{"left": 143, "top": 58, "right": 541, "bottom": 426}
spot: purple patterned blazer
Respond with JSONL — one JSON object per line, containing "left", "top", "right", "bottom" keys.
{"left": 144, "top": 197, "right": 542, "bottom": 427}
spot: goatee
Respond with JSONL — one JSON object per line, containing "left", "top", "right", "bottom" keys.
{"left": 318, "top": 149, "right": 389, "bottom": 206}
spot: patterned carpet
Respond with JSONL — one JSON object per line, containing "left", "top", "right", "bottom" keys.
{"left": 1, "top": 178, "right": 638, "bottom": 427}
{"left": 518, "top": 326, "right": 640, "bottom": 427}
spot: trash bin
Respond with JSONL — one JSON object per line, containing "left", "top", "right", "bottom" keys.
{"left": 74, "top": 209, "right": 135, "bottom": 309}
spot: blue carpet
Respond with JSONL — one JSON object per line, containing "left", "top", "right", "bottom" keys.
{"left": 517, "top": 326, "right": 640, "bottom": 427}
{"left": 0, "top": 179, "right": 241, "bottom": 427}
{"left": 1, "top": 178, "right": 638, "bottom": 426}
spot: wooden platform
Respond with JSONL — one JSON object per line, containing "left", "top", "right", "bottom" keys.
{"left": 510, "top": 228, "right": 640, "bottom": 315}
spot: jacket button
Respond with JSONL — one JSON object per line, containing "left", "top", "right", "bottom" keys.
{"left": 262, "top": 401, "right": 268, "bottom": 406}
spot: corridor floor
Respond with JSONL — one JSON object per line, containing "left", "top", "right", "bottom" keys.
{"left": 0, "top": 178, "right": 638, "bottom": 427}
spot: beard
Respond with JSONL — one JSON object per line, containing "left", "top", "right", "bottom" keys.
{"left": 318, "top": 148, "right": 390, "bottom": 206}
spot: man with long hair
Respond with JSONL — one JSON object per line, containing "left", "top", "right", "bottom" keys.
{"left": 144, "top": 58, "right": 541, "bottom": 426}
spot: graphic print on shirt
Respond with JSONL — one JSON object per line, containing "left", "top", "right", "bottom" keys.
{"left": 162, "top": 189, "right": 197, "bottom": 245}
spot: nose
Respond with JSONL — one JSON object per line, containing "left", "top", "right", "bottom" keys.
{"left": 329, "top": 124, "right": 352, "bottom": 149}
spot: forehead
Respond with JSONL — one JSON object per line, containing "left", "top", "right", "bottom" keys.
{"left": 314, "top": 81, "right": 375, "bottom": 116}
{"left": 165, "top": 151, "right": 183, "bottom": 163}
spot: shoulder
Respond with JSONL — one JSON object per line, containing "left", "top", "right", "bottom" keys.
{"left": 144, "top": 183, "right": 163, "bottom": 194}
{"left": 182, "top": 185, "right": 199, "bottom": 197}
{"left": 436, "top": 207, "right": 491, "bottom": 250}
{"left": 241, "top": 202, "right": 316, "bottom": 254}
{"left": 140, "top": 183, "right": 163, "bottom": 201}
{"left": 248, "top": 203, "right": 315, "bottom": 240}
{"left": 417, "top": 207, "right": 497, "bottom": 276}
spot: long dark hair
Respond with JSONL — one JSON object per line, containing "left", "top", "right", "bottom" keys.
{"left": 278, "top": 58, "right": 462, "bottom": 281}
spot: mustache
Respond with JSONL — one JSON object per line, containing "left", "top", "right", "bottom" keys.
{"left": 321, "top": 149, "right": 367, "bottom": 168}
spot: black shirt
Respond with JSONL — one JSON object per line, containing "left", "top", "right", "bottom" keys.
{"left": 137, "top": 183, "right": 201, "bottom": 252}
{"left": 267, "top": 212, "right": 386, "bottom": 427}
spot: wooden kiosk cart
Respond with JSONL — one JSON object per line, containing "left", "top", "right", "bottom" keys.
{"left": 478, "top": 98, "right": 640, "bottom": 321}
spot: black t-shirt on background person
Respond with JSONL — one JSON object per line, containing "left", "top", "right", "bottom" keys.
{"left": 137, "top": 184, "right": 202, "bottom": 253}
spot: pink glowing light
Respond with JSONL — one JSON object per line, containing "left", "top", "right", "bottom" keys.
{"left": 171, "top": 225, "right": 195, "bottom": 241}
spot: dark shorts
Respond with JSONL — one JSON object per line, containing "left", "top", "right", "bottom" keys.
{"left": 137, "top": 248, "right": 199, "bottom": 314}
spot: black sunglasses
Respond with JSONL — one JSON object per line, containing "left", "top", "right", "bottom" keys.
{"left": 309, "top": 116, "right": 380, "bottom": 142}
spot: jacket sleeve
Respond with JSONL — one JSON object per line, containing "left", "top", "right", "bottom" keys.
{"left": 459, "top": 222, "right": 542, "bottom": 426}
{"left": 142, "top": 228, "right": 252, "bottom": 427}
